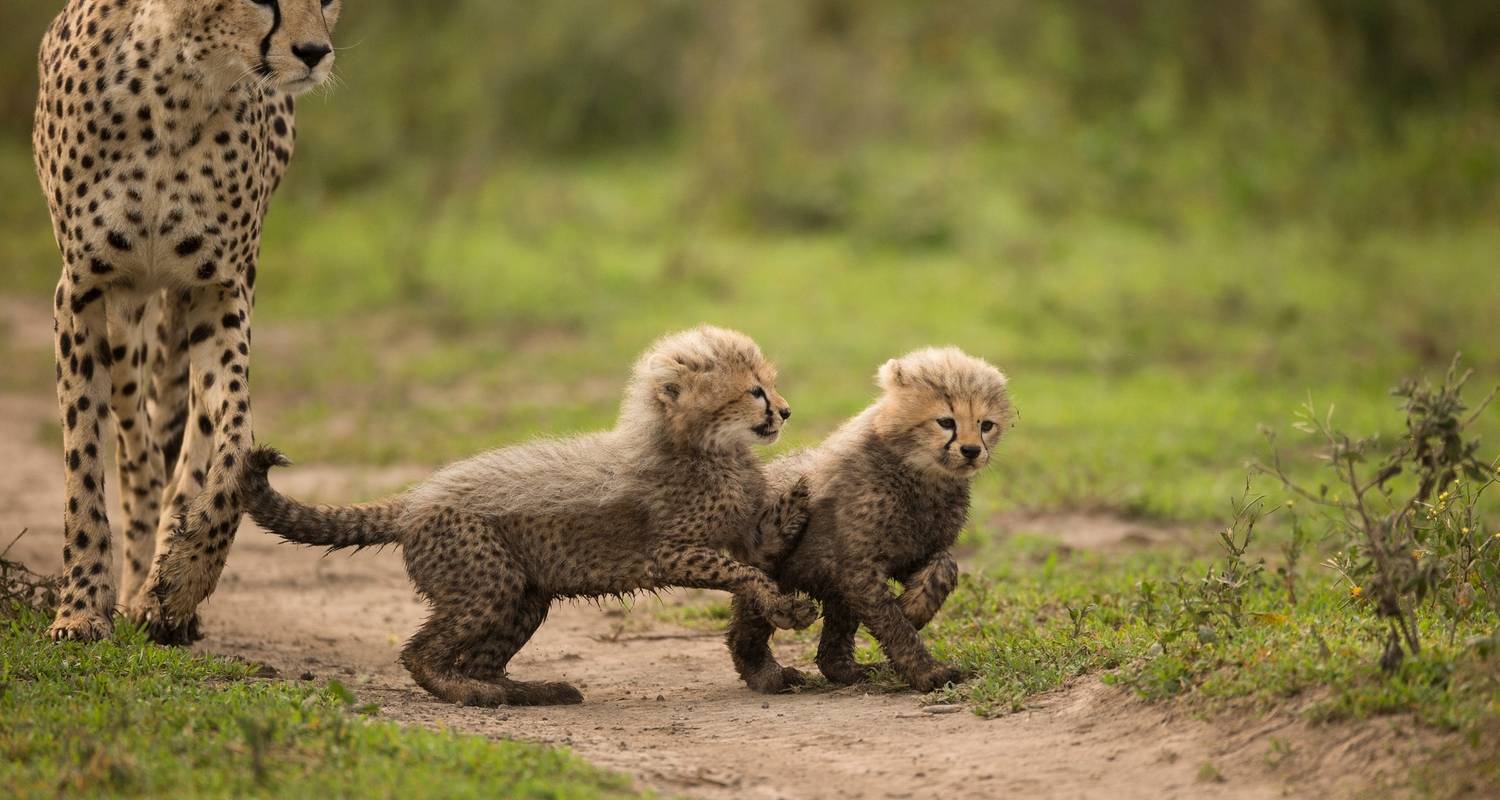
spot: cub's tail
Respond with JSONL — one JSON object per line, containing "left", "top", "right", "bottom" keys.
{"left": 241, "top": 446, "right": 407, "bottom": 550}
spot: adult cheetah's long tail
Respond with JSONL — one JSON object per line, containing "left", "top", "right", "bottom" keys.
{"left": 241, "top": 446, "right": 408, "bottom": 550}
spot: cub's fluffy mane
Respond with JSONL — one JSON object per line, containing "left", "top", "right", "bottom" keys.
{"left": 618, "top": 324, "right": 772, "bottom": 439}
{"left": 876, "top": 346, "right": 1009, "bottom": 410}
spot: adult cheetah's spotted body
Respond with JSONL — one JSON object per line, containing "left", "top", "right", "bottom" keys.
{"left": 32, "top": 0, "right": 343, "bottom": 642}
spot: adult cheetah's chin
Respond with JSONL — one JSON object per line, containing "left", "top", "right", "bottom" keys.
{"left": 278, "top": 75, "right": 324, "bottom": 96}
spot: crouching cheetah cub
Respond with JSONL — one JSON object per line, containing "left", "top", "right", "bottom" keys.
{"left": 729, "top": 347, "right": 1012, "bottom": 694}
{"left": 240, "top": 326, "right": 817, "bottom": 707}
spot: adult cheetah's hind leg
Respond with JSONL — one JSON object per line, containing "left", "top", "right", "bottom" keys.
{"left": 727, "top": 595, "right": 808, "bottom": 694}
{"left": 47, "top": 279, "right": 117, "bottom": 641}
{"left": 136, "top": 284, "right": 254, "bottom": 643}
{"left": 108, "top": 300, "right": 167, "bottom": 609}
{"left": 146, "top": 289, "right": 191, "bottom": 495}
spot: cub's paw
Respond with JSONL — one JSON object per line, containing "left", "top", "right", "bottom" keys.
{"left": 817, "top": 659, "right": 881, "bottom": 685}
{"left": 777, "top": 478, "right": 812, "bottom": 533}
{"left": 745, "top": 664, "right": 809, "bottom": 694}
{"left": 765, "top": 594, "right": 819, "bottom": 630}
{"left": 535, "top": 681, "right": 585, "bottom": 706}
{"left": 908, "top": 662, "right": 967, "bottom": 693}
{"left": 47, "top": 609, "right": 114, "bottom": 642}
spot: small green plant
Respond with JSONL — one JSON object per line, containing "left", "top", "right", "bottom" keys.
{"left": 1276, "top": 509, "right": 1311, "bottom": 606}
{"left": 1255, "top": 355, "right": 1498, "bottom": 670}
{"left": 1137, "top": 487, "right": 1270, "bottom": 654}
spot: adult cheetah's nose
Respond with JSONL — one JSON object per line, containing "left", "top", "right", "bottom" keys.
{"left": 291, "top": 43, "right": 332, "bottom": 70}
{"left": 778, "top": 407, "right": 791, "bottom": 420}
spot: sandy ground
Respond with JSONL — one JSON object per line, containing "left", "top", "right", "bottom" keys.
{"left": 0, "top": 388, "right": 1440, "bottom": 799}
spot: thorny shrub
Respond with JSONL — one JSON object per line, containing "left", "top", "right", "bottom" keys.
{"left": 1255, "top": 355, "right": 1498, "bottom": 669}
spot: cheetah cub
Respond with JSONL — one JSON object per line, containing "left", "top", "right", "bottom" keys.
{"left": 240, "top": 326, "right": 817, "bottom": 707}
{"left": 729, "top": 347, "right": 1011, "bottom": 694}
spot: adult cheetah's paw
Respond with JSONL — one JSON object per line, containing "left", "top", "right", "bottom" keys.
{"left": 765, "top": 593, "right": 819, "bottom": 630}
{"left": 46, "top": 609, "right": 114, "bottom": 642}
{"left": 127, "top": 597, "right": 203, "bottom": 646}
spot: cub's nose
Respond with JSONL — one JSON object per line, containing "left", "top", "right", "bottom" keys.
{"left": 959, "top": 444, "right": 982, "bottom": 460}
{"left": 778, "top": 407, "right": 791, "bottom": 420}
{"left": 291, "top": 43, "right": 332, "bottom": 69}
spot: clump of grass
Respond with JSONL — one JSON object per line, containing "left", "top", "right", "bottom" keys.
{"left": 0, "top": 529, "right": 57, "bottom": 616}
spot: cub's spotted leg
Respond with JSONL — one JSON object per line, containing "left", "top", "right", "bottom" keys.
{"left": 727, "top": 595, "right": 808, "bottom": 693}
{"left": 455, "top": 591, "right": 582, "bottom": 705}
{"left": 898, "top": 552, "right": 958, "bottom": 630}
{"left": 47, "top": 279, "right": 117, "bottom": 641}
{"left": 403, "top": 526, "right": 581, "bottom": 707}
{"left": 841, "top": 565, "right": 964, "bottom": 692}
{"left": 651, "top": 542, "right": 818, "bottom": 630}
{"left": 136, "top": 284, "right": 254, "bottom": 642}
{"left": 107, "top": 301, "right": 167, "bottom": 608}
{"left": 815, "top": 597, "right": 879, "bottom": 684}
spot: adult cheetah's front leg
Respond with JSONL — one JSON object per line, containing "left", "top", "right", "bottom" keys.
{"left": 134, "top": 282, "right": 255, "bottom": 643}
{"left": 46, "top": 280, "right": 118, "bottom": 641}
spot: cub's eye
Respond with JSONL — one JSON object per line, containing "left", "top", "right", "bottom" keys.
{"left": 749, "top": 387, "right": 766, "bottom": 400}
{"left": 322, "top": 0, "right": 335, "bottom": 7}
{"left": 249, "top": 0, "right": 274, "bottom": 6}
{"left": 981, "top": 420, "right": 996, "bottom": 433}
{"left": 936, "top": 417, "right": 956, "bottom": 430}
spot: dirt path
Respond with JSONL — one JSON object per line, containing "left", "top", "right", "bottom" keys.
{"left": 0, "top": 390, "right": 1429, "bottom": 799}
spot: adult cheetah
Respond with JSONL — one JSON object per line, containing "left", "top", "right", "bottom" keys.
{"left": 31, "top": 0, "right": 344, "bottom": 642}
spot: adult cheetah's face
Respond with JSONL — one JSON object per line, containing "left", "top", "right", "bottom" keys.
{"left": 200, "top": 0, "right": 343, "bottom": 95}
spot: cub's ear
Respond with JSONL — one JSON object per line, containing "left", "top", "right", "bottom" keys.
{"left": 877, "top": 358, "right": 908, "bottom": 392}
{"left": 647, "top": 353, "right": 686, "bottom": 406}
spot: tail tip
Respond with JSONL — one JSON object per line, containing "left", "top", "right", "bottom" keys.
{"left": 248, "top": 445, "right": 292, "bottom": 475}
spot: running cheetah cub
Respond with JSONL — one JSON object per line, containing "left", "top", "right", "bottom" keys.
{"left": 240, "top": 326, "right": 817, "bottom": 706}
{"left": 729, "top": 347, "right": 1011, "bottom": 694}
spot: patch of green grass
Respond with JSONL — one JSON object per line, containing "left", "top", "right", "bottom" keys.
{"left": 0, "top": 605, "right": 639, "bottom": 799}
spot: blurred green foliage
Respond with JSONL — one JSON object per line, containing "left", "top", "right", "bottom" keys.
{"left": 4, "top": 1, "right": 1498, "bottom": 229}
{"left": 2, "top": 1, "right": 1497, "bottom": 520}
